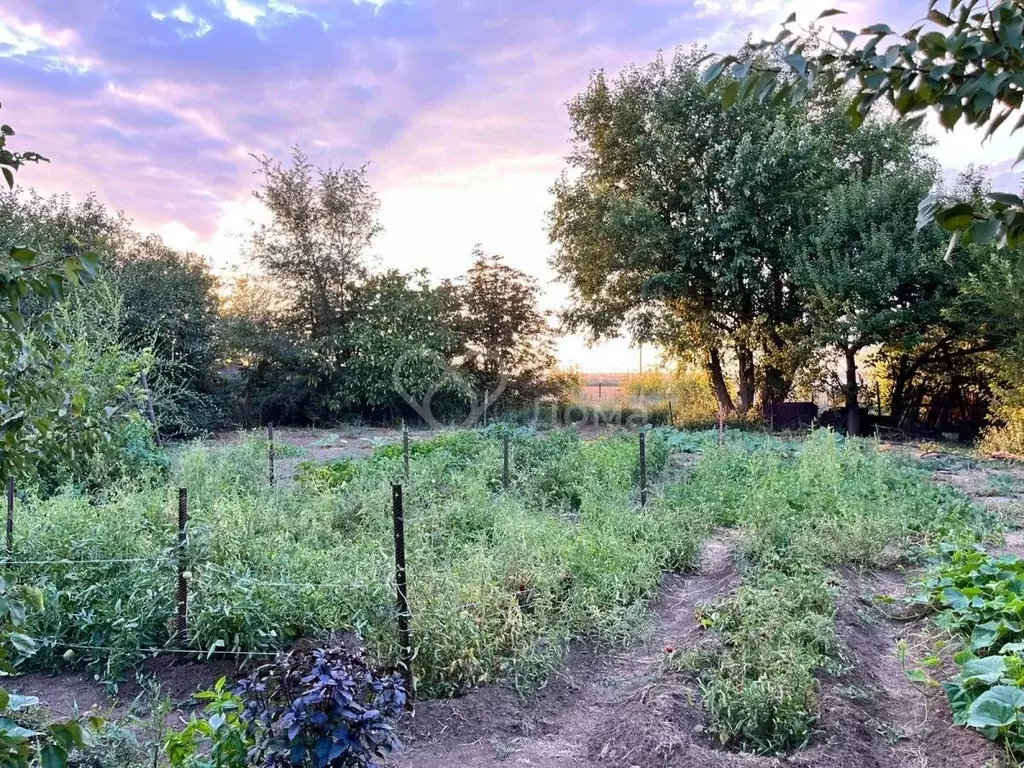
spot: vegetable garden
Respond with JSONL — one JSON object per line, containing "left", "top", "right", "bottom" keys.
{"left": 8, "top": 424, "right": 1024, "bottom": 766}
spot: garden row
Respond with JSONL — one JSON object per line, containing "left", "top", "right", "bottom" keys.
{"left": 15, "top": 427, "right": 689, "bottom": 695}
{"left": 15, "top": 425, "right": 1022, "bottom": 762}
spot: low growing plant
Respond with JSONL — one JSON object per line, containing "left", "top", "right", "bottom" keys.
{"left": 237, "top": 646, "right": 406, "bottom": 768}
{"left": 921, "top": 547, "right": 1024, "bottom": 755}
{"left": 165, "top": 676, "right": 251, "bottom": 768}
{"left": 692, "top": 570, "right": 839, "bottom": 755}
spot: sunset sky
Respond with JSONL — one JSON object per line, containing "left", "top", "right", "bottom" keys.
{"left": 2, "top": 0, "right": 1021, "bottom": 370}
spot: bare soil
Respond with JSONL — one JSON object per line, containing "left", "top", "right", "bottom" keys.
{"left": 393, "top": 534, "right": 740, "bottom": 768}
{"left": 12, "top": 656, "right": 242, "bottom": 718}
{"left": 392, "top": 541, "right": 1003, "bottom": 768}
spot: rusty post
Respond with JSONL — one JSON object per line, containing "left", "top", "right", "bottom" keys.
{"left": 177, "top": 488, "right": 189, "bottom": 646}
{"left": 639, "top": 431, "right": 648, "bottom": 507}
{"left": 718, "top": 406, "right": 725, "bottom": 447}
{"left": 667, "top": 400, "right": 674, "bottom": 427}
{"left": 403, "top": 422, "right": 411, "bottom": 485}
{"left": 268, "top": 423, "right": 275, "bottom": 487}
{"left": 392, "top": 484, "right": 413, "bottom": 696}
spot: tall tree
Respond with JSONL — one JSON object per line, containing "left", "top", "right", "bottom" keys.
{"left": 458, "top": 247, "right": 561, "bottom": 406}
{"left": 111, "top": 235, "right": 221, "bottom": 436}
{"left": 799, "top": 163, "right": 946, "bottom": 434}
{"left": 704, "top": 1, "right": 1024, "bottom": 249}
{"left": 248, "top": 147, "right": 381, "bottom": 336}
{"left": 549, "top": 47, "right": 917, "bottom": 412}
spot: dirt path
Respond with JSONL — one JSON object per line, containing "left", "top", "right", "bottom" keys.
{"left": 815, "top": 569, "right": 999, "bottom": 768}
{"left": 394, "top": 535, "right": 739, "bottom": 768}
{"left": 394, "top": 541, "right": 1003, "bottom": 768}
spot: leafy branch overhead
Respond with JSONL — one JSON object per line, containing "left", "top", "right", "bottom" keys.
{"left": 703, "top": 0, "right": 1024, "bottom": 248}
{"left": 0, "top": 103, "right": 47, "bottom": 190}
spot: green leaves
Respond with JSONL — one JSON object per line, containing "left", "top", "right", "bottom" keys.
{"left": 935, "top": 203, "right": 977, "bottom": 231}
{"left": 968, "top": 686, "right": 1024, "bottom": 728}
{"left": 927, "top": 549, "right": 1024, "bottom": 747}
{"left": 961, "top": 655, "right": 1007, "bottom": 685}
{"left": 702, "top": 0, "right": 1024, "bottom": 250}
{"left": 38, "top": 744, "right": 67, "bottom": 768}
{"left": 702, "top": 56, "right": 736, "bottom": 86}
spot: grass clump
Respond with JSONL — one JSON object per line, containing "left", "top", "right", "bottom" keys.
{"left": 693, "top": 570, "right": 839, "bottom": 754}
{"left": 665, "top": 429, "right": 991, "bottom": 755}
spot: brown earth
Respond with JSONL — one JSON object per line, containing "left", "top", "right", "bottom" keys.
{"left": 392, "top": 535, "right": 1002, "bottom": 768}
{"left": 12, "top": 656, "right": 242, "bottom": 718}
{"left": 392, "top": 534, "right": 740, "bottom": 768}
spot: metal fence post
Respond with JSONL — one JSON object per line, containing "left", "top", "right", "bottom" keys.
{"left": 639, "top": 431, "right": 648, "bottom": 507}
{"left": 177, "top": 488, "right": 189, "bottom": 646}
{"left": 268, "top": 423, "right": 276, "bottom": 487}
{"left": 502, "top": 434, "right": 510, "bottom": 491}
{"left": 718, "top": 406, "right": 725, "bottom": 447}
{"left": 402, "top": 422, "right": 410, "bottom": 485}
{"left": 5, "top": 478, "right": 13, "bottom": 569}
{"left": 391, "top": 484, "right": 413, "bottom": 696}
{"left": 667, "top": 400, "right": 674, "bottom": 427}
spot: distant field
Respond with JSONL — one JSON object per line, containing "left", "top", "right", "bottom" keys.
{"left": 579, "top": 372, "right": 629, "bottom": 402}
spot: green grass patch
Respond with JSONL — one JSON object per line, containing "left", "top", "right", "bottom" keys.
{"left": 692, "top": 570, "right": 839, "bottom": 754}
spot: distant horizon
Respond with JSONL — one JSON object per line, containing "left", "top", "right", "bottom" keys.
{"left": 3, "top": 0, "right": 1021, "bottom": 371}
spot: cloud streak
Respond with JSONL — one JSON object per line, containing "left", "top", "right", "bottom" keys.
{"left": 1, "top": 0, "right": 1019, "bottom": 369}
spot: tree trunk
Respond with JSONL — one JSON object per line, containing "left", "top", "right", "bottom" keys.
{"left": 707, "top": 348, "right": 735, "bottom": 414}
{"left": 736, "top": 346, "right": 756, "bottom": 414}
{"left": 845, "top": 346, "right": 860, "bottom": 437}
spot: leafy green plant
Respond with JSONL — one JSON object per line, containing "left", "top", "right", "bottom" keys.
{"left": 691, "top": 570, "right": 839, "bottom": 754}
{"left": 919, "top": 547, "right": 1024, "bottom": 754}
{"left": 19, "top": 428, "right": 692, "bottom": 695}
{"left": 237, "top": 646, "right": 406, "bottom": 768}
{"left": 165, "top": 677, "right": 250, "bottom": 768}
{"left": 0, "top": 574, "right": 94, "bottom": 768}
{"left": 295, "top": 459, "right": 356, "bottom": 492}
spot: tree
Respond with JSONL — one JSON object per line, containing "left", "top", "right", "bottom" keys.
{"left": 0, "top": 102, "right": 104, "bottom": 768}
{"left": 457, "top": 248, "right": 562, "bottom": 408}
{"left": 340, "top": 270, "right": 465, "bottom": 416}
{"left": 0, "top": 112, "right": 104, "bottom": 485}
{"left": 549, "top": 47, "right": 918, "bottom": 412}
{"left": 799, "top": 163, "right": 946, "bottom": 434}
{"left": 111, "top": 235, "right": 221, "bottom": 436}
{"left": 248, "top": 148, "right": 381, "bottom": 336}
{"left": 704, "top": 1, "right": 1024, "bottom": 249}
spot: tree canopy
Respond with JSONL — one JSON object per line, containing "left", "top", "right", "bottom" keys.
{"left": 549, "top": 47, "right": 927, "bottom": 414}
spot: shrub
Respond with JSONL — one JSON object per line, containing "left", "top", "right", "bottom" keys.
{"left": 237, "top": 646, "right": 406, "bottom": 768}
{"left": 980, "top": 401, "right": 1024, "bottom": 458}
{"left": 165, "top": 676, "right": 251, "bottom": 768}
{"left": 693, "top": 570, "right": 839, "bottom": 754}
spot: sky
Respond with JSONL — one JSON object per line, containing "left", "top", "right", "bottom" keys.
{"left": 2, "top": 0, "right": 1022, "bottom": 371}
